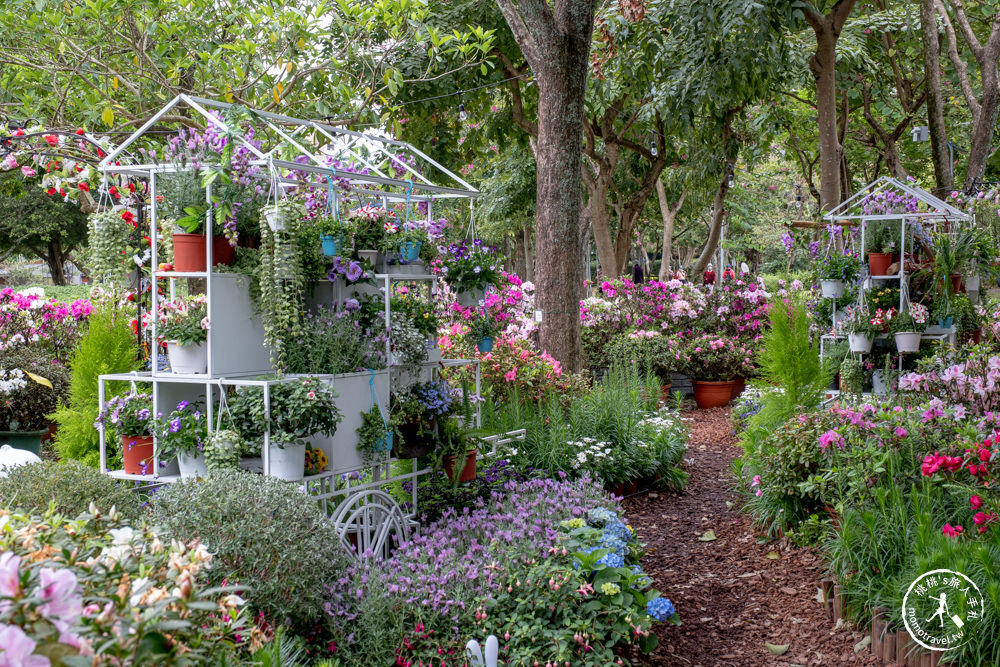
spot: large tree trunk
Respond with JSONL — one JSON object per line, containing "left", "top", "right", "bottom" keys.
{"left": 692, "top": 174, "right": 731, "bottom": 276}
{"left": 589, "top": 170, "right": 618, "bottom": 279}
{"left": 921, "top": 0, "right": 953, "bottom": 194}
{"left": 47, "top": 239, "right": 67, "bottom": 285}
{"left": 656, "top": 180, "right": 685, "bottom": 280}
{"left": 805, "top": 0, "right": 858, "bottom": 211}
{"left": 495, "top": 0, "right": 597, "bottom": 371}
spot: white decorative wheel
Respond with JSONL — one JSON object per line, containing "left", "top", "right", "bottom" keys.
{"left": 330, "top": 489, "right": 412, "bottom": 560}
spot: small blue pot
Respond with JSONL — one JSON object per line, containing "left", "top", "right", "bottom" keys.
{"left": 320, "top": 235, "right": 341, "bottom": 257}
{"left": 400, "top": 241, "right": 423, "bottom": 262}
{"left": 938, "top": 316, "right": 954, "bottom": 329}
{"left": 476, "top": 336, "right": 495, "bottom": 353}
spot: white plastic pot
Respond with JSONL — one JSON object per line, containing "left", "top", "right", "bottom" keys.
{"left": 457, "top": 290, "right": 482, "bottom": 307}
{"left": 871, "top": 369, "right": 888, "bottom": 395}
{"left": 894, "top": 331, "right": 922, "bottom": 354}
{"left": 848, "top": 333, "right": 873, "bottom": 353}
{"left": 263, "top": 206, "right": 287, "bottom": 232}
{"left": 966, "top": 275, "right": 982, "bottom": 292}
{"left": 820, "top": 279, "right": 845, "bottom": 299}
{"left": 166, "top": 341, "right": 208, "bottom": 374}
{"left": 358, "top": 249, "right": 379, "bottom": 266}
{"left": 177, "top": 452, "right": 207, "bottom": 478}
{"left": 267, "top": 442, "right": 306, "bottom": 481}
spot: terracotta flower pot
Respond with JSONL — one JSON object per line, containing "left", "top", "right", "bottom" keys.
{"left": 443, "top": 448, "right": 477, "bottom": 482}
{"left": 171, "top": 233, "right": 235, "bottom": 272}
{"left": 659, "top": 383, "right": 673, "bottom": 403}
{"left": 624, "top": 479, "right": 639, "bottom": 495}
{"left": 121, "top": 435, "right": 155, "bottom": 475}
{"left": 691, "top": 380, "right": 735, "bottom": 409}
{"left": 868, "top": 252, "right": 893, "bottom": 277}
{"left": 605, "top": 482, "right": 625, "bottom": 497}
{"left": 730, "top": 377, "right": 746, "bottom": 399}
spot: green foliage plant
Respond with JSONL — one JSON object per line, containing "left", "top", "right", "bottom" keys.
{"left": 0, "top": 460, "right": 142, "bottom": 521}
{"left": 51, "top": 304, "right": 140, "bottom": 466}
{"left": 152, "top": 470, "right": 350, "bottom": 632}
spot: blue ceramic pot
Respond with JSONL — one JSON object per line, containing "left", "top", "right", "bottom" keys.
{"left": 938, "top": 316, "right": 953, "bottom": 329}
{"left": 320, "top": 235, "right": 341, "bottom": 257}
{"left": 477, "top": 336, "right": 495, "bottom": 353}
{"left": 400, "top": 241, "right": 423, "bottom": 262}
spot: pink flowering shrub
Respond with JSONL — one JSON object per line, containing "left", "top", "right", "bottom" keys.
{"left": 0, "top": 288, "right": 93, "bottom": 360}
{"left": 0, "top": 507, "right": 254, "bottom": 665}
{"left": 899, "top": 346, "right": 1000, "bottom": 416}
{"left": 674, "top": 334, "right": 754, "bottom": 381}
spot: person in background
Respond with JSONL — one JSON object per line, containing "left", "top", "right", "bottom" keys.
{"left": 703, "top": 263, "right": 716, "bottom": 286}
{"left": 722, "top": 264, "right": 736, "bottom": 281}
{"left": 632, "top": 261, "right": 644, "bottom": 284}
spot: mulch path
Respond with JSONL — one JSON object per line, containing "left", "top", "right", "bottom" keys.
{"left": 625, "top": 406, "right": 879, "bottom": 667}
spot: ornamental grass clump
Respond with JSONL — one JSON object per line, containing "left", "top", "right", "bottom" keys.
{"left": 152, "top": 470, "right": 349, "bottom": 632}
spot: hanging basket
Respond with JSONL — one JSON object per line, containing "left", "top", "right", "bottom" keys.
{"left": 848, "top": 333, "right": 873, "bottom": 354}
{"left": 820, "top": 279, "right": 845, "bottom": 299}
{"left": 477, "top": 336, "right": 495, "bottom": 354}
{"left": 894, "top": 331, "right": 922, "bottom": 354}
{"left": 263, "top": 206, "right": 287, "bottom": 232}
{"left": 320, "top": 235, "right": 342, "bottom": 257}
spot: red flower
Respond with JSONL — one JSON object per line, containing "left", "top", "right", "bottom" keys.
{"left": 121, "top": 211, "right": 136, "bottom": 227}
{"left": 58, "top": 189, "right": 66, "bottom": 197}
{"left": 941, "top": 523, "right": 963, "bottom": 538}
{"left": 143, "top": 235, "right": 151, "bottom": 247}
{"left": 981, "top": 449, "right": 991, "bottom": 462}
{"left": 97, "top": 149, "right": 105, "bottom": 158}
{"left": 46, "top": 187, "right": 57, "bottom": 196}
{"left": 971, "top": 495, "right": 984, "bottom": 509}
{"left": 43, "top": 134, "right": 58, "bottom": 147}
{"left": 75, "top": 128, "right": 85, "bottom": 135}
{"left": 13, "top": 129, "right": 24, "bottom": 136}
{"left": 127, "top": 182, "right": 136, "bottom": 193}
{"left": 77, "top": 182, "right": 90, "bottom": 192}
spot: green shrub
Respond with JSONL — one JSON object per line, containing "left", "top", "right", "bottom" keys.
{"left": 51, "top": 304, "right": 140, "bottom": 466}
{"left": 0, "top": 460, "right": 142, "bottom": 521}
{"left": 152, "top": 470, "right": 349, "bottom": 631}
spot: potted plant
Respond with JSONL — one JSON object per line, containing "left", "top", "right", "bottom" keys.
{"left": 0, "top": 347, "right": 69, "bottom": 455}
{"left": 349, "top": 204, "right": 394, "bottom": 266}
{"left": 437, "top": 240, "right": 503, "bottom": 305}
{"left": 318, "top": 215, "right": 351, "bottom": 257}
{"left": 95, "top": 392, "right": 155, "bottom": 475}
{"left": 817, "top": 248, "right": 860, "bottom": 298}
{"left": 438, "top": 418, "right": 479, "bottom": 483}
{"left": 389, "top": 312, "right": 429, "bottom": 372}
{"left": 357, "top": 404, "right": 394, "bottom": 465}
{"left": 888, "top": 303, "right": 928, "bottom": 354}
{"left": 261, "top": 198, "right": 298, "bottom": 233}
{"left": 160, "top": 295, "right": 210, "bottom": 374}
{"left": 155, "top": 400, "right": 208, "bottom": 478}
{"left": 838, "top": 306, "right": 879, "bottom": 353}
{"left": 304, "top": 443, "right": 329, "bottom": 475}
{"left": 391, "top": 226, "right": 428, "bottom": 263}
{"left": 467, "top": 310, "right": 501, "bottom": 353}
{"left": 391, "top": 380, "right": 453, "bottom": 459}
{"left": 931, "top": 298, "right": 953, "bottom": 330}
{"left": 230, "top": 377, "right": 342, "bottom": 481}
{"left": 866, "top": 222, "right": 897, "bottom": 276}
{"left": 839, "top": 356, "right": 865, "bottom": 395}
{"left": 204, "top": 428, "right": 243, "bottom": 473}
{"left": 676, "top": 334, "right": 752, "bottom": 409}
{"left": 953, "top": 293, "right": 983, "bottom": 344}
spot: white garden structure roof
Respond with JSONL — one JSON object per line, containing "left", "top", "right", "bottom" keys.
{"left": 98, "top": 94, "right": 478, "bottom": 206}
{"left": 823, "top": 176, "right": 968, "bottom": 222}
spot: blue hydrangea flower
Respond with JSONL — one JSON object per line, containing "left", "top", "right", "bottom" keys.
{"left": 588, "top": 507, "right": 619, "bottom": 526}
{"left": 631, "top": 565, "right": 652, "bottom": 588}
{"left": 597, "top": 552, "right": 625, "bottom": 568}
{"left": 573, "top": 545, "right": 601, "bottom": 570}
{"left": 603, "top": 520, "right": 632, "bottom": 542}
{"left": 647, "top": 597, "right": 675, "bottom": 621}
{"left": 599, "top": 535, "right": 629, "bottom": 556}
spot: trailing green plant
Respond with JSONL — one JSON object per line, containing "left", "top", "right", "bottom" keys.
{"left": 389, "top": 312, "right": 428, "bottom": 371}
{"left": 0, "top": 460, "right": 142, "bottom": 521}
{"left": 839, "top": 356, "right": 865, "bottom": 394}
{"left": 86, "top": 210, "right": 135, "bottom": 286}
{"left": 465, "top": 309, "right": 500, "bottom": 342}
{"left": 204, "top": 428, "right": 243, "bottom": 473}
{"left": 152, "top": 469, "right": 351, "bottom": 632}
{"left": 357, "top": 404, "right": 392, "bottom": 465}
{"left": 257, "top": 213, "right": 305, "bottom": 371}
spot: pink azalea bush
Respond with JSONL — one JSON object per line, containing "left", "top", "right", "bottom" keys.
{"left": 0, "top": 288, "right": 94, "bottom": 360}
{"left": 0, "top": 506, "right": 255, "bottom": 665}
{"left": 899, "top": 346, "right": 1000, "bottom": 416}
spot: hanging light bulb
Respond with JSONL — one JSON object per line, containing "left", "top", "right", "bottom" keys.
{"left": 727, "top": 164, "right": 735, "bottom": 188}
{"left": 649, "top": 134, "right": 658, "bottom": 157}
{"left": 458, "top": 103, "right": 468, "bottom": 121}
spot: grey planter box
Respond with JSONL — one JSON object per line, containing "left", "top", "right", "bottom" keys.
{"left": 207, "top": 274, "right": 272, "bottom": 376}
{"left": 306, "top": 371, "right": 390, "bottom": 475}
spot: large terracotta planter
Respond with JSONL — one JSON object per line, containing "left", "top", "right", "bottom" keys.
{"left": 730, "top": 377, "right": 747, "bottom": 399}
{"left": 691, "top": 380, "right": 735, "bottom": 409}
{"left": 443, "top": 448, "right": 477, "bottom": 482}
{"left": 121, "top": 435, "right": 155, "bottom": 475}
{"left": 171, "top": 234, "right": 235, "bottom": 272}
{"left": 868, "top": 252, "right": 892, "bottom": 276}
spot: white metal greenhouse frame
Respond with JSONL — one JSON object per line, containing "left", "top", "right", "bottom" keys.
{"left": 93, "top": 96, "right": 492, "bottom": 521}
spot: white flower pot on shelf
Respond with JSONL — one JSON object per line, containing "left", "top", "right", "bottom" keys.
{"left": 872, "top": 369, "right": 888, "bottom": 395}
{"left": 966, "top": 275, "right": 981, "bottom": 292}
{"left": 177, "top": 452, "right": 207, "bottom": 478}
{"left": 894, "top": 331, "right": 922, "bottom": 354}
{"left": 820, "top": 279, "right": 845, "bottom": 299}
{"left": 166, "top": 341, "right": 207, "bottom": 374}
{"left": 267, "top": 442, "right": 306, "bottom": 481}
{"left": 263, "top": 206, "right": 287, "bottom": 232}
{"left": 848, "top": 333, "right": 873, "bottom": 353}
{"left": 358, "top": 249, "right": 378, "bottom": 266}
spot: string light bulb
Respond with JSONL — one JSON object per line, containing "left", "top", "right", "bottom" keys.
{"left": 649, "top": 136, "right": 658, "bottom": 157}
{"left": 727, "top": 163, "right": 735, "bottom": 188}
{"left": 458, "top": 103, "right": 468, "bottom": 121}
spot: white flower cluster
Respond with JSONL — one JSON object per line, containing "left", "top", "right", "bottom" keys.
{"left": 568, "top": 437, "right": 614, "bottom": 469}
{"left": 0, "top": 368, "right": 27, "bottom": 395}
